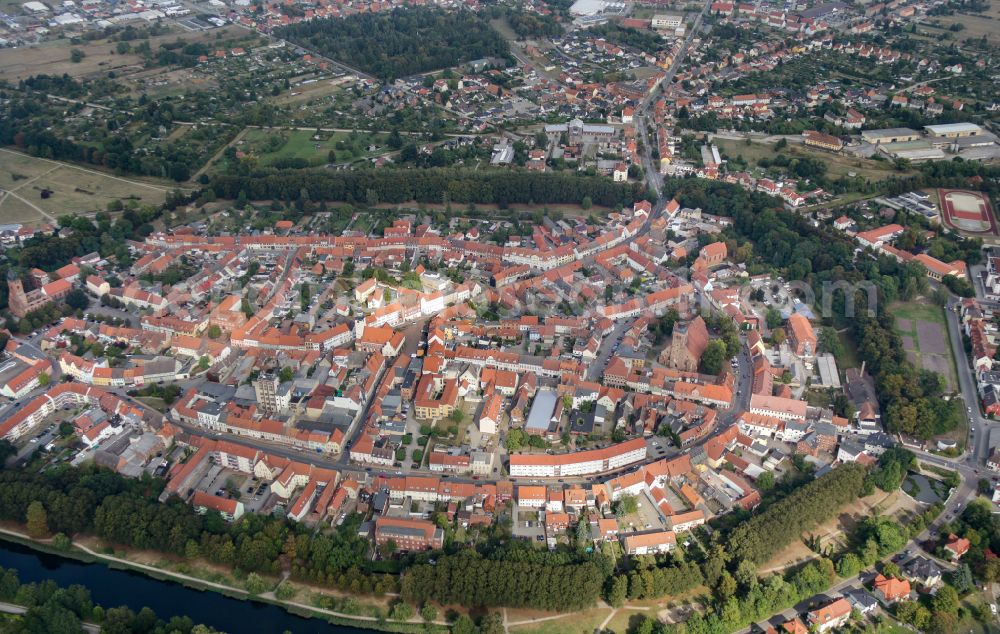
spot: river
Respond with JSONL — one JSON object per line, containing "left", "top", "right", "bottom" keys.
{"left": 0, "top": 538, "right": 373, "bottom": 634}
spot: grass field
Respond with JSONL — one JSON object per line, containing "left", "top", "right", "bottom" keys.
{"left": 836, "top": 328, "right": 861, "bottom": 371}
{"left": 713, "top": 138, "right": 910, "bottom": 182}
{"left": 603, "top": 610, "right": 649, "bottom": 634}
{"left": 918, "top": 13, "right": 1000, "bottom": 43}
{"left": 889, "top": 300, "right": 958, "bottom": 392}
{"left": 0, "top": 149, "right": 173, "bottom": 224}
{"left": 237, "top": 129, "right": 391, "bottom": 167}
{"left": 890, "top": 301, "right": 947, "bottom": 326}
{"left": 508, "top": 608, "right": 612, "bottom": 634}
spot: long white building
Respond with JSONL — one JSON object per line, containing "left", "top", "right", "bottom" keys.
{"left": 508, "top": 437, "right": 647, "bottom": 477}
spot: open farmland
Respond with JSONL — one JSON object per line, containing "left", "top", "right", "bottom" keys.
{"left": 918, "top": 12, "right": 1000, "bottom": 44}
{"left": 0, "top": 149, "right": 174, "bottom": 223}
{"left": 0, "top": 24, "right": 252, "bottom": 82}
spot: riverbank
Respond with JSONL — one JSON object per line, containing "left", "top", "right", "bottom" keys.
{"left": 0, "top": 526, "right": 447, "bottom": 634}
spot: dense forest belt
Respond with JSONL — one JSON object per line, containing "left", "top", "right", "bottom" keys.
{"left": 209, "top": 169, "right": 647, "bottom": 209}
{"left": 274, "top": 8, "right": 510, "bottom": 82}
{"left": 400, "top": 550, "right": 604, "bottom": 611}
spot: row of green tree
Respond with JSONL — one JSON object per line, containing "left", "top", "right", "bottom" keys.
{"left": 209, "top": 168, "right": 645, "bottom": 209}
{"left": 0, "top": 467, "right": 389, "bottom": 593}
{"left": 400, "top": 549, "right": 603, "bottom": 611}
{"left": 725, "top": 462, "right": 867, "bottom": 564}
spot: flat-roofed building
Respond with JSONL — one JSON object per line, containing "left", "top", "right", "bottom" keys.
{"left": 861, "top": 128, "right": 920, "bottom": 145}
{"left": 651, "top": 14, "right": 683, "bottom": 28}
{"left": 924, "top": 122, "right": 982, "bottom": 138}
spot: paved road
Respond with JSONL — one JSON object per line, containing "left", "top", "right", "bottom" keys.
{"left": 633, "top": 0, "right": 714, "bottom": 197}
{"left": 586, "top": 318, "right": 635, "bottom": 382}
{"left": 725, "top": 336, "right": 753, "bottom": 424}
{"left": 944, "top": 296, "right": 995, "bottom": 464}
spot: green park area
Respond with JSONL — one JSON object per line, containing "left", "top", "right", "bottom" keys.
{"left": 237, "top": 129, "right": 393, "bottom": 168}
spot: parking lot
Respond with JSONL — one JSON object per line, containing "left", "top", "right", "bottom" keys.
{"left": 647, "top": 437, "right": 674, "bottom": 459}
{"left": 511, "top": 505, "right": 547, "bottom": 543}
{"left": 193, "top": 466, "right": 274, "bottom": 513}
{"left": 618, "top": 490, "right": 668, "bottom": 533}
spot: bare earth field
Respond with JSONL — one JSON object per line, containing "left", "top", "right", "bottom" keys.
{"left": 0, "top": 149, "right": 174, "bottom": 224}
{"left": 274, "top": 75, "right": 355, "bottom": 106}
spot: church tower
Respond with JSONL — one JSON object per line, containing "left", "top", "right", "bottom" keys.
{"left": 7, "top": 272, "right": 28, "bottom": 318}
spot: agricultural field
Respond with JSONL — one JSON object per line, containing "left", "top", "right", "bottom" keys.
{"left": 0, "top": 24, "right": 252, "bottom": 83}
{"left": 0, "top": 149, "right": 173, "bottom": 224}
{"left": 918, "top": 12, "right": 1000, "bottom": 44}
{"left": 0, "top": 35, "right": 145, "bottom": 81}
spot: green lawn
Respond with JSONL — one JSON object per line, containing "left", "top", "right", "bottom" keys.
{"left": 836, "top": 328, "right": 860, "bottom": 371}
{"left": 509, "top": 608, "right": 613, "bottom": 634}
{"left": 713, "top": 138, "right": 910, "bottom": 183}
{"left": 889, "top": 301, "right": 947, "bottom": 327}
{"left": 240, "top": 129, "right": 391, "bottom": 167}
{"left": 134, "top": 396, "right": 167, "bottom": 412}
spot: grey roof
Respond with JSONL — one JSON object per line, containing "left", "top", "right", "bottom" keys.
{"left": 863, "top": 127, "right": 919, "bottom": 138}
{"left": 0, "top": 359, "right": 30, "bottom": 385}
{"left": 198, "top": 382, "right": 238, "bottom": 401}
{"left": 903, "top": 556, "right": 944, "bottom": 580}
{"left": 526, "top": 389, "right": 559, "bottom": 432}
{"left": 865, "top": 432, "right": 894, "bottom": 448}
{"left": 844, "top": 588, "right": 878, "bottom": 610}
{"left": 200, "top": 402, "right": 223, "bottom": 416}
{"left": 816, "top": 354, "right": 841, "bottom": 388}
{"left": 838, "top": 440, "right": 864, "bottom": 457}
{"left": 814, "top": 421, "right": 838, "bottom": 437}
{"left": 925, "top": 122, "right": 981, "bottom": 135}
{"left": 785, "top": 421, "right": 809, "bottom": 433}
